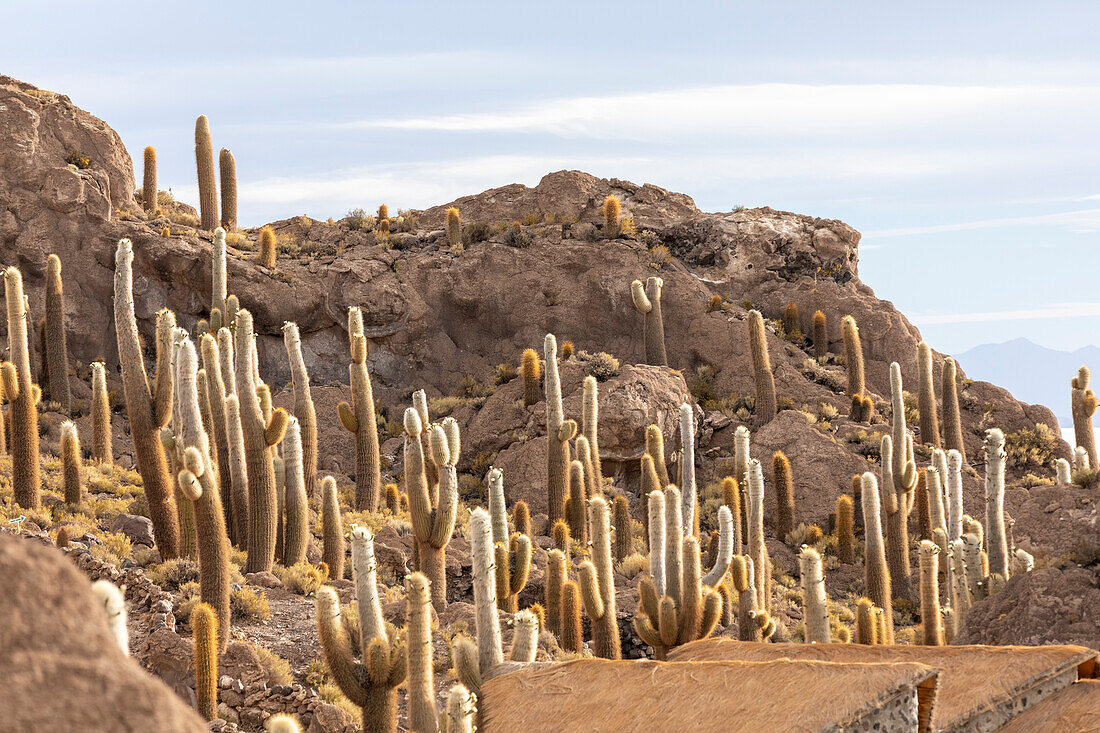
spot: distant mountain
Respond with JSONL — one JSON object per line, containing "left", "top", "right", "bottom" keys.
{"left": 956, "top": 338, "right": 1100, "bottom": 430}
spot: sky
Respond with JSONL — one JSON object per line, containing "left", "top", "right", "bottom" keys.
{"left": 5, "top": 1, "right": 1100, "bottom": 356}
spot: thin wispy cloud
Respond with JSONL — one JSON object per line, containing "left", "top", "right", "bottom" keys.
{"left": 865, "top": 209, "right": 1100, "bottom": 238}
{"left": 910, "top": 303, "right": 1100, "bottom": 325}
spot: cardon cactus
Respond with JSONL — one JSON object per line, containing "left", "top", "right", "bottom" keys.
{"left": 799, "top": 547, "right": 830, "bottom": 644}
{"left": 212, "top": 228, "right": 227, "bottom": 326}
{"left": 565, "top": 459, "right": 588, "bottom": 545}
{"left": 114, "top": 241, "right": 179, "bottom": 556}
{"left": 495, "top": 530, "right": 532, "bottom": 614}
{"left": 91, "top": 580, "right": 129, "bottom": 656}
{"left": 200, "top": 333, "right": 235, "bottom": 544}
{"left": 191, "top": 603, "right": 218, "bottom": 721}
{"left": 773, "top": 451, "right": 795, "bottom": 542}
{"left": 884, "top": 363, "right": 918, "bottom": 598}
{"left": 733, "top": 426, "right": 750, "bottom": 537}
{"left": 948, "top": 537, "right": 971, "bottom": 626}
{"left": 455, "top": 508, "right": 504, "bottom": 696}
{"left": 603, "top": 195, "right": 621, "bottom": 237}
{"left": 721, "top": 476, "right": 743, "bottom": 555}
{"left": 579, "top": 496, "right": 622, "bottom": 659}
{"left": 613, "top": 494, "right": 633, "bottom": 560}
{"left": 545, "top": 548, "right": 566, "bottom": 638}
{"left": 631, "top": 277, "right": 668, "bottom": 366}
{"left": 860, "top": 472, "right": 894, "bottom": 643}
{"left": 446, "top": 207, "right": 462, "bottom": 251}
{"left": 281, "top": 417, "right": 309, "bottom": 566}
{"left": 917, "top": 342, "right": 940, "bottom": 447}
{"left": 1071, "top": 366, "right": 1098, "bottom": 468}
{"left": 521, "top": 348, "right": 541, "bottom": 406}
{"left": 544, "top": 334, "right": 577, "bottom": 523}
{"left": 321, "top": 476, "right": 345, "bottom": 580}
{"left": 235, "top": 309, "right": 289, "bottom": 573}
{"left": 730, "top": 555, "right": 773, "bottom": 642}
{"left": 854, "top": 597, "right": 877, "bottom": 645}
{"left": 440, "top": 684, "right": 476, "bottom": 733}
{"left": 405, "top": 410, "right": 459, "bottom": 611}
{"left": 258, "top": 226, "right": 277, "bottom": 268}
{"left": 60, "top": 421, "right": 82, "bottom": 506}
{"left": 679, "top": 403, "right": 698, "bottom": 536}
{"left": 219, "top": 148, "right": 237, "bottom": 230}
{"left": 4, "top": 267, "right": 41, "bottom": 509}
{"left": 942, "top": 357, "right": 967, "bottom": 462}
{"left": 747, "top": 310, "right": 778, "bottom": 422}
{"left": 918, "top": 540, "right": 943, "bottom": 646}
{"left": 836, "top": 494, "right": 855, "bottom": 564}
{"left": 646, "top": 423, "right": 672, "bottom": 487}
{"left": 582, "top": 376, "right": 603, "bottom": 486}
{"left": 283, "top": 322, "right": 318, "bottom": 499}
{"left": 405, "top": 572, "right": 439, "bottom": 732}
{"left": 142, "top": 145, "right": 157, "bottom": 213}
{"left": 44, "top": 254, "right": 72, "bottom": 413}
{"left": 195, "top": 115, "right": 218, "bottom": 230}
{"left": 91, "top": 361, "right": 113, "bottom": 465}
{"left": 812, "top": 310, "right": 828, "bottom": 357}
{"left": 338, "top": 325, "right": 382, "bottom": 511}
{"left": 224, "top": 391, "right": 250, "bottom": 547}
{"left": 945, "top": 449, "right": 964, "bottom": 543}
{"left": 841, "top": 315, "right": 865, "bottom": 397}
{"left": 746, "top": 460, "right": 770, "bottom": 613}
{"left": 486, "top": 467, "right": 509, "bottom": 544}
{"left": 560, "top": 579, "right": 584, "bottom": 653}
{"left": 509, "top": 609, "right": 539, "bottom": 663}
{"left": 983, "top": 428, "right": 1010, "bottom": 583}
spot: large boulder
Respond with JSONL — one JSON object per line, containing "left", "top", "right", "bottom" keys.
{"left": 0, "top": 533, "right": 208, "bottom": 731}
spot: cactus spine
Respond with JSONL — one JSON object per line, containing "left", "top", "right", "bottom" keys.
{"left": 812, "top": 310, "right": 827, "bottom": 357}
{"left": 113, "top": 242, "right": 179, "bottom": 555}
{"left": 283, "top": 322, "right": 318, "bottom": 499}
{"left": 219, "top": 148, "right": 237, "bottom": 230}
{"left": 235, "top": 309, "right": 289, "bottom": 573}
{"left": 917, "top": 342, "right": 940, "bottom": 447}
{"left": 841, "top": 315, "right": 865, "bottom": 397}
{"left": 338, "top": 325, "right": 382, "bottom": 511}
{"left": 44, "top": 254, "right": 72, "bottom": 413}
{"left": 984, "top": 428, "right": 1010, "bottom": 582}
{"left": 92, "top": 580, "right": 129, "bottom": 656}
{"left": 195, "top": 115, "right": 218, "bottom": 230}
{"left": 4, "top": 267, "right": 40, "bottom": 509}
{"left": 60, "top": 421, "right": 82, "bottom": 507}
{"left": 799, "top": 547, "right": 830, "bottom": 643}
{"left": 861, "top": 472, "right": 894, "bottom": 642}
{"left": 747, "top": 310, "right": 778, "bottom": 422}
{"left": 406, "top": 411, "right": 459, "bottom": 610}
{"left": 142, "top": 145, "right": 157, "bottom": 213}
{"left": 773, "top": 450, "right": 794, "bottom": 542}
{"left": 579, "top": 496, "right": 622, "bottom": 659}
{"left": 405, "top": 572, "right": 439, "bottom": 732}
{"left": 836, "top": 494, "right": 855, "bottom": 564}
{"left": 191, "top": 603, "right": 218, "bottom": 720}
{"left": 918, "top": 540, "right": 943, "bottom": 646}
{"left": 942, "top": 357, "right": 966, "bottom": 462}
{"left": 91, "top": 362, "right": 112, "bottom": 465}
{"left": 544, "top": 334, "right": 576, "bottom": 523}
{"left": 1072, "top": 366, "right": 1098, "bottom": 468}
{"left": 631, "top": 277, "right": 668, "bottom": 366}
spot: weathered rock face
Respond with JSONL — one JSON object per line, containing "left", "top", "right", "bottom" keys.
{"left": 0, "top": 533, "right": 208, "bottom": 731}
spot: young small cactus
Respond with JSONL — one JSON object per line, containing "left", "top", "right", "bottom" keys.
{"left": 440, "top": 684, "right": 476, "bottom": 733}
{"left": 782, "top": 302, "right": 800, "bottom": 335}
{"left": 509, "top": 609, "right": 539, "bottom": 662}
{"left": 942, "top": 358, "right": 967, "bottom": 462}
{"left": 521, "top": 347, "right": 541, "bottom": 406}
{"left": 1055, "top": 458, "right": 1072, "bottom": 484}
{"left": 322, "top": 476, "right": 346, "bottom": 580}
{"left": 812, "top": 310, "right": 828, "bottom": 357}
{"left": 603, "top": 195, "right": 621, "bottom": 237}
{"left": 747, "top": 310, "right": 778, "bottom": 422}
{"left": 91, "top": 580, "right": 129, "bottom": 656}
{"left": 113, "top": 242, "right": 179, "bottom": 555}
{"left": 552, "top": 519, "right": 571, "bottom": 554}
{"left": 918, "top": 540, "right": 943, "bottom": 646}
{"left": 269, "top": 715, "right": 304, "bottom": 733}
{"left": 1072, "top": 365, "right": 1098, "bottom": 470}
{"left": 219, "top": 148, "right": 237, "bottom": 230}
{"left": 143, "top": 145, "right": 158, "bottom": 214}
{"left": 836, "top": 495, "right": 855, "bottom": 564}
{"left": 917, "top": 342, "right": 940, "bottom": 447}
{"left": 544, "top": 334, "right": 577, "bottom": 523}
{"left": 773, "top": 451, "right": 795, "bottom": 542}
{"left": 799, "top": 547, "right": 830, "bottom": 644}
{"left": 861, "top": 472, "right": 894, "bottom": 643}
{"left": 60, "top": 421, "right": 82, "bottom": 507}
{"left": 983, "top": 428, "right": 1010, "bottom": 583}
{"left": 560, "top": 579, "right": 584, "bottom": 653}
{"left": 258, "top": 226, "right": 277, "bottom": 268}
{"left": 631, "top": 277, "right": 668, "bottom": 366}
{"left": 854, "top": 597, "right": 877, "bottom": 645}
{"left": 191, "top": 603, "right": 218, "bottom": 721}
{"left": 44, "top": 254, "right": 72, "bottom": 414}
{"left": 406, "top": 412, "right": 459, "bottom": 611}
{"left": 446, "top": 207, "right": 462, "bottom": 252}
{"left": 513, "top": 500, "right": 531, "bottom": 538}
{"left": 841, "top": 315, "right": 866, "bottom": 397}
{"left": 405, "top": 572, "right": 439, "bottom": 732}
{"left": 730, "top": 555, "right": 761, "bottom": 641}
{"left": 195, "top": 115, "right": 218, "bottom": 230}
{"left": 338, "top": 324, "right": 382, "bottom": 511}
{"left": 579, "top": 496, "right": 623, "bottom": 659}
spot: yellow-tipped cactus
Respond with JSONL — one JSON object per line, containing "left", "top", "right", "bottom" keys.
{"left": 191, "top": 603, "right": 218, "bottom": 720}
{"left": 841, "top": 315, "right": 865, "bottom": 397}
{"left": 4, "top": 267, "right": 40, "bottom": 509}
{"left": 836, "top": 494, "right": 855, "bottom": 564}
{"left": 258, "top": 225, "right": 277, "bottom": 268}
{"left": 219, "top": 148, "right": 237, "bottom": 230}
{"left": 494, "top": 531, "right": 532, "bottom": 614}
{"left": 339, "top": 324, "right": 382, "bottom": 511}
{"left": 773, "top": 451, "right": 794, "bottom": 542}
{"left": 44, "top": 254, "right": 72, "bottom": 413}
{"left": 630, "top": 277, "right": 668, "bottom": 366}
{"left": 812, "top": 310, "right": 827, "bottom": 357}
{"left": 91, "top": 362, "right": 112, "bottom": 465}
{"left": 854, "top": 597, "right": 877, "bottom": 645}
{"left": 142, "top": 145, "right": 157, "bottom": 214}
{"left": 747, "top": 310, "right": 777, "bottom": 422}
{"left": 446, "top": 206, "right": 462, "bottom": 252}
{"left": 195, "top": 115, "right": 218, "bottom": 230}
{"left": 321, "top": 476, "right": 345, "bottom": 580}
{"left": 603, "top": 195, "right": 621, "bottom": 238}
{"left": 60, "top": 421, "right": 82, "bottom": 507}
{"left": 645, "top": 424, "right": 671, "bottom": 486}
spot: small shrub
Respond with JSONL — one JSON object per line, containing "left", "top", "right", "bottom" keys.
{"left": 648, "top": 244, "right": 673, "bottom": 270}
{"left": 146, "top": 558, "right": 199, "bottom": 591}
{"left": 65, "top": 150, "right": 92, "bottom": 169}
{"left": 1004, "top": 424, "right": 1060, "bottom": 471}
{"left": 254, "top": 646, "right": 293, "bottom": 685}
{"left": 494, "top": 362, "right": 517, "bottom": 385}
{"left": 785, "top": 523, "right": 825, "bottom": 548}
{"left": 274, "top": 562, "right": 325, "bottom": 596}
{"left": 231, "top": 586, "right": 271, "bottom": 622}
{"left": 617, "top": 553, "right": 649, "bottom": 579}
{"left": 580, "top": 351, "right": 620, "bottom": 381}
{"left": 707, "top": 295, "right": 724, "bottom": 313}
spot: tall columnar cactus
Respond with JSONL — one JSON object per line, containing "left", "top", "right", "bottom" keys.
{"left": 945, "top": 449, "right": 964, "bottom": 544}
{"left": 942, "top": 357, "right": 966, "bottom": 462}
{"left": 195, "top": 115, "right": 218, "bottom": 230}
{"left": 580, "top": 496, "right": 622, "bottom": 659}
{"left": 114, "top": 242, "right": 179, "bottom": 555}
{"left": 917, "top": 342, "right": 940, "bottom": 447}
{"left": 199, "top": 334, "right": 234, "bottom": 542}
{"left": 494, "top": 530, "right": 532, "bottom": 614}
{"left": 747, "top": 310, "right": 778, "bottom": 422}
{"left": 316, "top": 578, "right": 405, "bottom": 733}
{"left": 4, "top": 268, "right": 40, "bottom": 509}
{"left": 565, "top": 459, "right": 588, "bottom": 544}
{"left": 405, "top": 572, "right": 439, "bottom": 733}
{"left": 918, "top": 540, "right": 943, "bottom": 646}
{"left": 406, "top": 411, "right": 459, "bottom": 611}
{"left": 928, "top": 453, "right": 948, "bottom": 547}
{"left": 454, "top": 508, "right": 504, "bottom": 696}
{"left": 612, "top": 494, "right": 633, "bottom": 561}
{"left": 721, "top": 476, "right": 743, "bottom": 555}
{"left": 235, "top": 309, "right": 289, "bottom": 573}
{"left": 559, "top": 579, "right": 584, "bottom": 653}
{"left": 191, "top": 603, "right": 218, "bottom": 721}
{"left": 281, "top": 417, "right": 309, "bottom": 566}
{"left": 91, "top": 580, "right": 129, "bottom": 656}
{"left": 841, "top": 315, "right": 865, "bottom": 398}
{"left": 338, "top": 328, "right": 382, "bottom": 512}
{"left": 678, "top": 403, "right": 698, "bottom": 535}
{"left": 257, "top": 226, "right": 278, "bottom": 269}
{"left": 224, "top": 392, "right": 250, "bottom": 546}
{"left": 773, "top": 450, "right": 794, "bottom": 542}
{"left": 734, "top": 425, "right": 750, "bottom": 537}
{"left": 646, "top": 424, "right": 671, "bottom": 486}
{"left": 544, "top": 334, "right": 577, "bottom": 523}
{"left": 44, "top": 254, "right": 72, "bottom": 413}
{"left": 963, "top": 531, "right": 986, "bottom": 602}
{"left": 211, "top": 227, "right": 228, "bottom": 326}
{"left": 812, "top": 310, "right": 828, "bottom": 358}
{"left": 582, "top": 376, "right": 603, "bottom": 487}
{"left": 746, "top": 460, "right": 770, "bottom": 613}
{"left": 884, "top": 363, "right": 918, "bottom": 597}
{"left": 60, "top": 420, "right": 83, "bottom": 506}
{"left": 646, "top": 489, "right": 667, "bottom": 596}
{"left": 175, "top": 338, "right": 231, "bottom": 652}
{"left": 983, "top": 428, "right": 1010, "bottom": 583}
{"left": 282, "top": 322, "right": 318, "bottom": 499}
{"left": 219, "top": 148, "right": 237, "bottom": 230}
{"left": 631, "top": 277, "right": 668, "bottom": 366}
{"left": 143, "top": 145, "right": 157, "bottom": 214}
{"left": 603, "top": 195, "right": 621, "bottom": 237}
{"left": 860, "top": 472, "right": 894, "bottom": 643}
{"left": 320, "top": 476, "right": 345, "bottom": 580}
{"left": 91, "top": 361, "right": 113, "bottom": 465}
{"left": 486, "top": 467, "right": 509, "bottom": 544}
{"left": 446, "top": 207, "right": 462, "bottom": 252}
{"left": 799, "top": 547, "right": 830, "bottom": 644}
{"left": 1072, "top": 366, "right": 1098, "bottom": 468}
{"left": 836, "top": 494, "right": 855, "bottom": 564}
{"left": 520, "top": 348, "right": 540, "bottom": 406}
{"left": 545, "top": 548, "right": 566, "bottom": 638}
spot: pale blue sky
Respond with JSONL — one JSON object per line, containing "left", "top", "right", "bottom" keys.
{"left": 6, "top": 1, "right": 1100, "bottom": 355}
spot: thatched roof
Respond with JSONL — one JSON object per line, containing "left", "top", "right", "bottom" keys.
{"left": 668, "top": 639, "right": 1097, "bottom": 731}
{"left": 479, "top": 658, "right": 937, "bottom": 733}
{"left": 998, "top": 680, "right": 1100, "bottom": 732}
